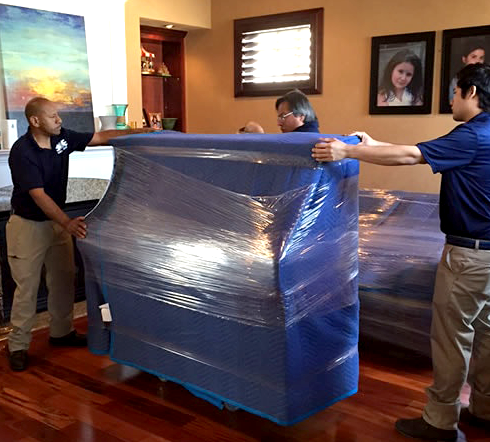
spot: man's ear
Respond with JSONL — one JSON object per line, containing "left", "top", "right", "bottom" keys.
{"left": 462, "top": 85, "right": 478, "bottom": 100}
{"left": 469, "top": 85, "right": 478, "bottom": 99}
{"left": 29, "top": 115, "right": 39, "bottom": 127}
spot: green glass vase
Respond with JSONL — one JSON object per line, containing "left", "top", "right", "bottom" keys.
{"left": 112, "top": 104, "right": 129, "bottom": 130}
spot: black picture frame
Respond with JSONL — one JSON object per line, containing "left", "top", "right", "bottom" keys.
{"left": 440, "top": 25, "right": 490, "bottom": 113}
{"left": 369, "top": 31, "right": 435, "bottom": 115}
{"left": 142, "top": 108, "right": 150, "bottom": 127}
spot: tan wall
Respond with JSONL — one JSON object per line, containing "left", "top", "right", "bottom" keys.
{"left": 125, "top": 0, "right": 211, "bottom": 125}
{"left": 185, "top": 0, "right": 490, "bottom": 193}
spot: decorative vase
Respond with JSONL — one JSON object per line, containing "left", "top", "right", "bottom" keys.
{"left": 162, "top": 117, "right": 177, "bottom": 130}
{"left": 112, "top": 104, "right": 129, "bottom": 130}
{"left": 99, "top": 115, "right": 117, "bottom": 131}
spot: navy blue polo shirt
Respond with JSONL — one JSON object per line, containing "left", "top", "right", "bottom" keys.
{"left": 9, "top": 128, "right": 93, "bottom": 221}
{"left": 417, "top": 112, "right": 490, "bottom": 239}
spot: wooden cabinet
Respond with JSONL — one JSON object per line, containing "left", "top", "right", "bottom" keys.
{"left": 140, "top": 26, "right": 187, "bottom": 132}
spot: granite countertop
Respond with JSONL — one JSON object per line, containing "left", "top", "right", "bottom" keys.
{"left": 0, "top": 178, "right": 109, "bottom": 212}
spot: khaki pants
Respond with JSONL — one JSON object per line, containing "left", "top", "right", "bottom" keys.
{"left": 423, "top": 244, "right": 490, "bottom": 430}
{"left": 6, "top": 214, "right": 75, "bottom": 352}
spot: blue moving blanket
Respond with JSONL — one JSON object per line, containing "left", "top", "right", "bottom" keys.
{"left": 358, "top": 189, "right": 443, "bottom": 356}
{"left": 78, "top": 132, "right": 360, "bottom": 425}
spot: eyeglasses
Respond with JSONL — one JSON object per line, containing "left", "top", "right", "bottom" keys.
{"left": 277, "top": 111, "right": 293, "bottom": 121}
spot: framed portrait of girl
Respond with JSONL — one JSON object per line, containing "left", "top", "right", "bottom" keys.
{"left": 369, "top": 31, "right": 435, "bottom": 115}
{"left": 148, "top": 112, "right": 162, "bottom": 129}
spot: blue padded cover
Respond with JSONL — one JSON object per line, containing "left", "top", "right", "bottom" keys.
{"left": 358, "top": 189, "right": 443, "bottom": 355}
{"left": 78, "top": 132, "right": 360, "bottom": 425}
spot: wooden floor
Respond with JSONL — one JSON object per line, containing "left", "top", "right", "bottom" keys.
{"left": 0, "top": 319, "right": 487, "bottom": 442}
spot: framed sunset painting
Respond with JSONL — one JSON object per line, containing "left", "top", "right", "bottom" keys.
{"left": 0, "top": 4, "right": 94, "bottom": 135}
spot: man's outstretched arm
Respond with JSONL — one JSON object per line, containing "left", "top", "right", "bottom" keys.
{"left": 311, "top": 131, "right": 426, "bottom": 166}
{"left": 89, "top": 128, "right": 155, "bottom": 146}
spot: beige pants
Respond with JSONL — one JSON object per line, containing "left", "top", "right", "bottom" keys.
{"left": 6, "top": 214, "right": 75, "bottom": 352}
{"left": 423, "top": 244, "right": 490, "bottom": 430}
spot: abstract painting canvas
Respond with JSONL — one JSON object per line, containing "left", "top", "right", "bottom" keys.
{"left": 0, "top": 4, "right": 94, "bottom": 135}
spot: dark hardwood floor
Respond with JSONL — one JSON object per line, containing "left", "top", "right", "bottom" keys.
{"left": 0, "top": 319, "right": 487, "bottom": 442}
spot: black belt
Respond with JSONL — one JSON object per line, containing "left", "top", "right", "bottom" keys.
{"left": 446, "top": 235, "right": 490, "bottom": 250}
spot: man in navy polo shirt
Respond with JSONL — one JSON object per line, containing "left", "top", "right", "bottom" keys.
{"left": 6, "top": 97, "right": 150, "bottom": 372}
{"left": 312, "top": 63, "right": 490, "bottom": 440}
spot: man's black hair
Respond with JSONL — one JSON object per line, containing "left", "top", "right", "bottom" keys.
{"left": 457, "top": 63, "right": 490, "bottom": 112}
{"left": 275, "top": 89, "right": 317, "bottom": 122}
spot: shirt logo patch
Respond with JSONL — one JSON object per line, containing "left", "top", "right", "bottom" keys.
{"left": 55, "top": 139, "right": 68, "bottom": 154}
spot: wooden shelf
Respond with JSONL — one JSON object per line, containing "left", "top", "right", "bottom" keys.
{"left": 140, "top": 26, "right": 187, "bottom": 132}
{"left": 141, "top": 72, "right": 173, "bottom": 78}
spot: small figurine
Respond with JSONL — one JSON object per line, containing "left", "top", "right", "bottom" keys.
{"left": 157, "top": 62, "right": 171, "bottom": 76}
{"left": 141, "top": 47, "right": 156, "bottom": 74}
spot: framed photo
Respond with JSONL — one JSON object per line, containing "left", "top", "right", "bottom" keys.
{"left": 440, "top": 25, "right": 490, "bottom": 113}
{"left": 148, "top": 112, "right": 162, "bottom": 129}
{"left": 369, "top": 31, "right": 435, "bottom": 115}
{"left": 142, "top": 108, "right": 150, "bottom": 127}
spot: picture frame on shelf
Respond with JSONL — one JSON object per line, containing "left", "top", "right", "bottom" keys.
{"left": 142, "top": 108, "right": 150, "bottom": 127}
{"left": 369, "top": 31, "right": 435, "bottom": 115}
{"left": 148, "top": 112, "right": 162, "bottom": 129}
{"left": 440, "top": 25, "right": 490, "bottom": 113}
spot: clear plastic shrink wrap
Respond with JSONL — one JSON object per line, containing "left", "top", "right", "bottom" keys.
{"left": 77, "top": 132, "right": 360, "bottom": 425}
{"left": 358, "top": 189, "right": 444, "bottom": 356}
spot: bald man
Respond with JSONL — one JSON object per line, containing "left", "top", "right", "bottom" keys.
{"left": 238, "top": 121, "right": 265, "bottom": 133}
{"left": 6, "top": 97, "right": 151, "bottom": 371}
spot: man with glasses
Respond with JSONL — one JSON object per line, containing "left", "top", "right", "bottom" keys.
{"left": 240, "top": 89, "right": 320, "bottom": 134}
{"left": 276, "top": 89, "right": 319, "bottom": 133}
